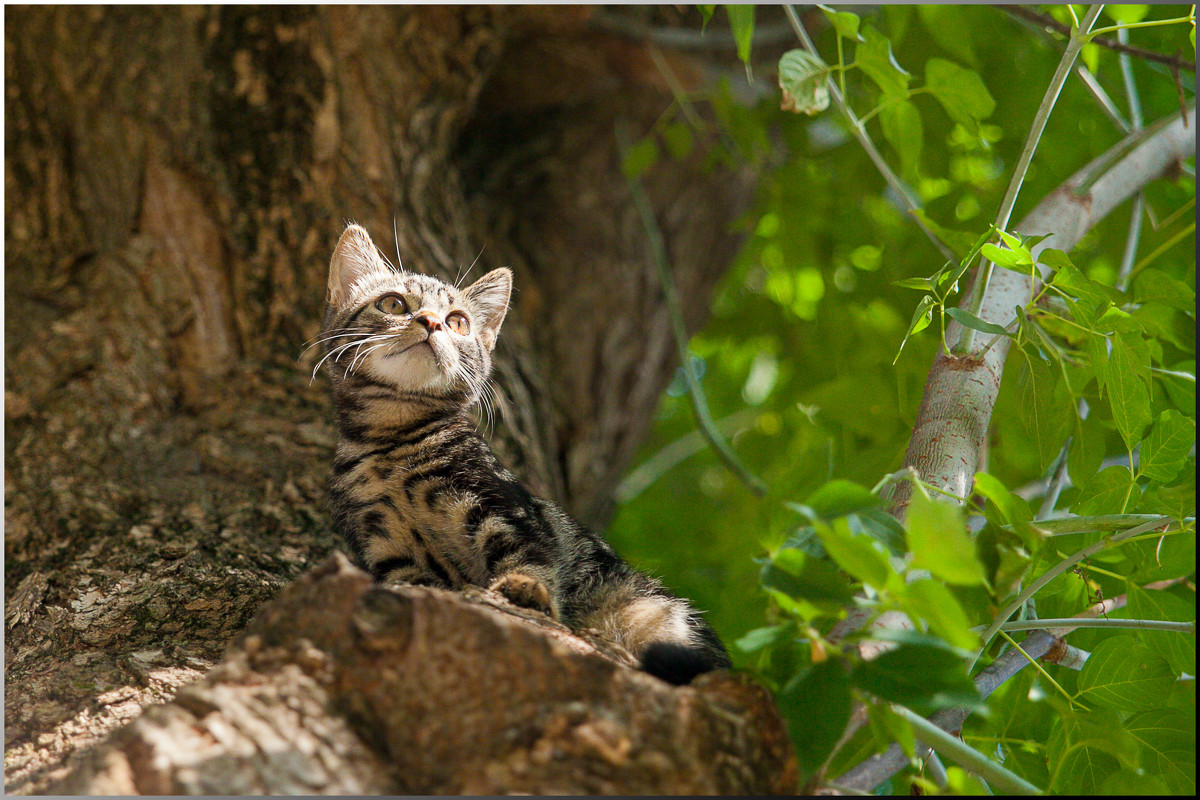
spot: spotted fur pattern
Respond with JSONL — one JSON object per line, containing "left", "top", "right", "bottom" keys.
{"left": 317, "top": 224, "right": 730, "bottom": 683}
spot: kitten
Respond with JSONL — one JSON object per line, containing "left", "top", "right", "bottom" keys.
{"left": 318, "top": 224, "right": 730, "bottom": 684}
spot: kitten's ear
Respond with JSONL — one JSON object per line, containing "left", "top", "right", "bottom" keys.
{"left": 327, "top": 224, "right": 388, "bottom": 307}
{"left": 464, "top": 268, "right": 512, "bottom": 351}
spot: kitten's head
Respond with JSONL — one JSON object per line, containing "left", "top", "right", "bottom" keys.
{"left": 320, "top": 224, "right": 511, "bottom": 407}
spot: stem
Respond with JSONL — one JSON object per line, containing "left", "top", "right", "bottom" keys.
{"left": 1018, "top": 514, "right": 1193, "bottom": 535}
{"left": 618, "top": 128, "right": 769, "bottom": 497}
{"left": 889, "top": 705, "right": 1042, "bottom": 795}
{"left": 998, "top": 617, "right": 1195, "bottom": 633}
{"left": 1089, "top": 14, "right": 1197, "bottom": 38}
{"left": 782, "top": 5, "right": 959, "bottom": 263}
{"left": 1116, "top": 27, "right": 1146, "bottom": 290}
{"left": 972, "top": 515, "right": 1173, "bottom": 670}
{"left": 960, "top": 4, "right": 1105, "bottom": 355}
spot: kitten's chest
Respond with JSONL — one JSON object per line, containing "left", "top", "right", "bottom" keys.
{"left": 336, "top": 448, "right": 489, "bottom": 579}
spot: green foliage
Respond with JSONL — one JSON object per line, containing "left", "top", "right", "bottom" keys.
{"left": 611, "top": 3, "right": 1195, "bottom": 794}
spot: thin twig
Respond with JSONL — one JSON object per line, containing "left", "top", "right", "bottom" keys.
{"left": 997, "top": 5, "right": 1197, "bottom": 73}
{"left": 617, "top": 127, "right": 769, "bottom": 497}
{"left": 999, "top": 617, "right": 1195, "bottom": 633}
{"left": 961, "top": 4, "right": 1104, "bottom": 354}
{"left": 972, "top": 514, "right": 1173, "bottom": 670}
{"left": 1117, "top": 27, "right": 1147, "bottom": 290}
{"left": 782, "top": 5, "right": 959, "bottom": 263}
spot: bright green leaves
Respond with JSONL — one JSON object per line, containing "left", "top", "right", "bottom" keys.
{"left": 724, "top": 4, "right": 755, "bottom": 78}
{"left": 1077, "top": 636, "right": 1177, "bottom": 712}
{"left": 1107, "top": 331, "right": 1153, "bottom": 449}
{"left": 879, "top": 99, "right": 922, "bottom": 182}
{"left": 820, "top": 4, "right": 862, "bottom": 41}
{"left": 923, "top": 57, "right": 996, "bottom": 134}
{"left": 1125, "top": 709, "right": 1197, "bottom": 794}
{"left": 906, "top": 493, "right": 985, "bottom": 586}
{"left": 778, "top": 49, "right": 831, "bottom": 116}
{"left": 762, "top": 547, "right": 855, "bottom": 617}
{"left": 857, "top": 26, "right": 910, "bottom": 100}
{"left": 1138, "top": 410, "right": 1196, "bottom": 483}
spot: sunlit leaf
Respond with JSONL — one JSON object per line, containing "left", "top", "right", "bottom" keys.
{"left": 1107, "top": 332, "right": 1153, "bottom": 449}
{"left": 946, "top": 307, "right": 1010, "bottom": 336}
{"left": 924, "top": 57, "right": 995, "bottom": 132}
{"left": 778, "top": 49, "right": 830, "bottom": 115}
{"left": 879, "top": 99, "right": 923, "bottom": 181}
{"left": 906, "top": 493, "right": 985, "bottom": 586}
{"left": 1074, "top": 465, "right": 1140, "bottom": 516}
{"left": 1139, "top": 409, "right": 1196, "bottom": 482}
{"left": 820, "top": 4, "right": 862, "bottom": 41}
{"left": 726, "top": 4, "right": 755, "bottom": 75}
{"left": 857, "top": 25, "right": 910, "bottom": 99}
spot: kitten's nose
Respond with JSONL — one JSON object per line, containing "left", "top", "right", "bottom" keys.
{"left": 413, "top": 311, "right": 443, "bottom": 332}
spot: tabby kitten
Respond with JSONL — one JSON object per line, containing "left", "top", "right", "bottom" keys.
{"left": 318, "top": 224, "right": 730, "bottom": 684}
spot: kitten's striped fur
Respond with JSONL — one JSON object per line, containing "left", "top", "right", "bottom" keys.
{"left": 319, "top": 224, "right": 730, "bottom": 684}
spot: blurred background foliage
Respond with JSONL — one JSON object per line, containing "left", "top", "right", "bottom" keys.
{"left": 606, "top": 3, "right": 1194, "bottom": 667}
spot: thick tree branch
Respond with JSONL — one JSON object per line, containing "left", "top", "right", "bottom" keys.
{"left": 891, "top": 104, "right": 1195, "bottom": 514}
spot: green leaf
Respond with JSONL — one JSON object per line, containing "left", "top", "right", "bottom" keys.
{"left": 879, "top": 99, "right": 923, "bottom": 182}
{"left": 898, "top": 578, "right": 979, "bottom": 651}
{"left": 778, "top": 49, "right": 831, "bottom": 116}
{"left": 698, "top": 4, "right": 716, "bottom": 27}
{"left": 1104, "top": 5, "right": 1150, "bottom": 24}
{"left": 1107, "top": 332, "right": 1153, "bottom": 449}
{"left": 1126, "top": 584, "right": 1196, "bottom": 676}
{"left": 1124, "top": 708, "right": 1197, "bottom": 794}
{"left": 972, "top": 472, "right": 1039, "bottom": 549}
{"left": 850, "top": 642, "right": 980, "bottom": 714}
{"left": 974, "top": 523, "right": 1033, "bottom": 598}
{"left": 867, "top": 703, "right": 916, "bottom": 758}
{"left": 1048, "top": 708, "right": 1138, "bottom": 793}
{"left": 763, "top": 548, "right": 855, "bottom": 607}
{"left": 857, "top": 25, "right": 910, "bottom": 100}
{"left": 778, "top": 659, "right": 852, "bottom": 776}
{"left": 814, "top": 517, "right": 893, "bottom": 590}
{"left": 1067, "top": 412, "right": 1106, "bottom": 488}
{"left": 1016, "top": 351, "right": 1074, "bottom": 470}
{"left": 1073, "top": 465, "right": 1140, "bottom": 516}
{"left": 820, "top": 4, "right": 862, "bottom": 41}
{"left": 906, "top": 493, "right": 985, "bottom": 586}
{"left": 924, "top": 57, "right": 995, "bottom": 132}
{"left": 1139, "top": 410, "right": 1196, "bottom": 482}
{"left": 1134, "top": 268, "right": 1196, "bottom": 314}
{"left": 725, "top": 4, "right": 755, "bottom": 74}
{"left": 1077, "top": 635, "right": 1176, "bottom": 712}
{"left": 735, "top": 623, "right": 794, "bottom": 654}
{"left": 1099, "top": 770, "right": 1171, "bottom": 796}
{"left": 916, "top": 5, "right": 978, "bottom": 66}
{"left": 912, "top": 210, "right": 982, "bottom": 258}
{"left": 797, "top": 479, "right": 880, "bottom": 520}
{"left": 620, "top": 136, "right": 659, "bottom": 179}
{"left": 893, "top": 294, "right": 936, "bottom": 364}
{"left": 946, "top": 307, "right": 1011, "bottom": 336}
{"left": 980, "top": 242, "right": 1021, "bottom": 268}
{"left": 660, "top": 123, "right": 694, "bottom": 160}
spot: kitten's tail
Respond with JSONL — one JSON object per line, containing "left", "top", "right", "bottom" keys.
{"left": 587, "top": 586, "right": 731, "bottom": 685}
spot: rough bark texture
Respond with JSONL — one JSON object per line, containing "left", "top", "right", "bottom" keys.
{"left": 52, "top": 554, "right": 797, "bottom": 795}
{"left": 4, "top": 6, "right": 780, "bottom": 793}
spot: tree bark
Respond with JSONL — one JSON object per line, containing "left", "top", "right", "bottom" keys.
{"left": 4, "top": 6, "right": 776, "bottom": 793}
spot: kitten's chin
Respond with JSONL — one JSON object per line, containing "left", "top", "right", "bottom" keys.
{"left": 368, "top": 343, "right": 453, "bottom": 394}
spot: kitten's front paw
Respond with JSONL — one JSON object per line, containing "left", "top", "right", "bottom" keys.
{"left": 489, "top": 573, "right": 555, "bottom": 618}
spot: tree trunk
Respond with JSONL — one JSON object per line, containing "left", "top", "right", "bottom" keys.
{"left": 4, "top": 6, "right": 782, "bottom": 793}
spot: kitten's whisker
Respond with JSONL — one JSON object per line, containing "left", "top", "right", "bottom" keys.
{"left": 454, "top": 245, "right": 487, "bottom": 289}
{"left": 300, "top": 329, "right": 372, "bottom": 359}
{"left": 312, "top": 334, "right": 392, "bottom": 381}
{"left": 348, "top": 338, "right": 397, "bottom": 375}
{"left": 393, "top": 216, "right": 405, "bottom": 272}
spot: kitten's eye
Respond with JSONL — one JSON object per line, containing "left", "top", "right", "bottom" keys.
{"left": 376, "top": 294, "right": 408, "bottom": 315}
{"left": 446, "top": 311, "right": 470, "bottom": 335}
